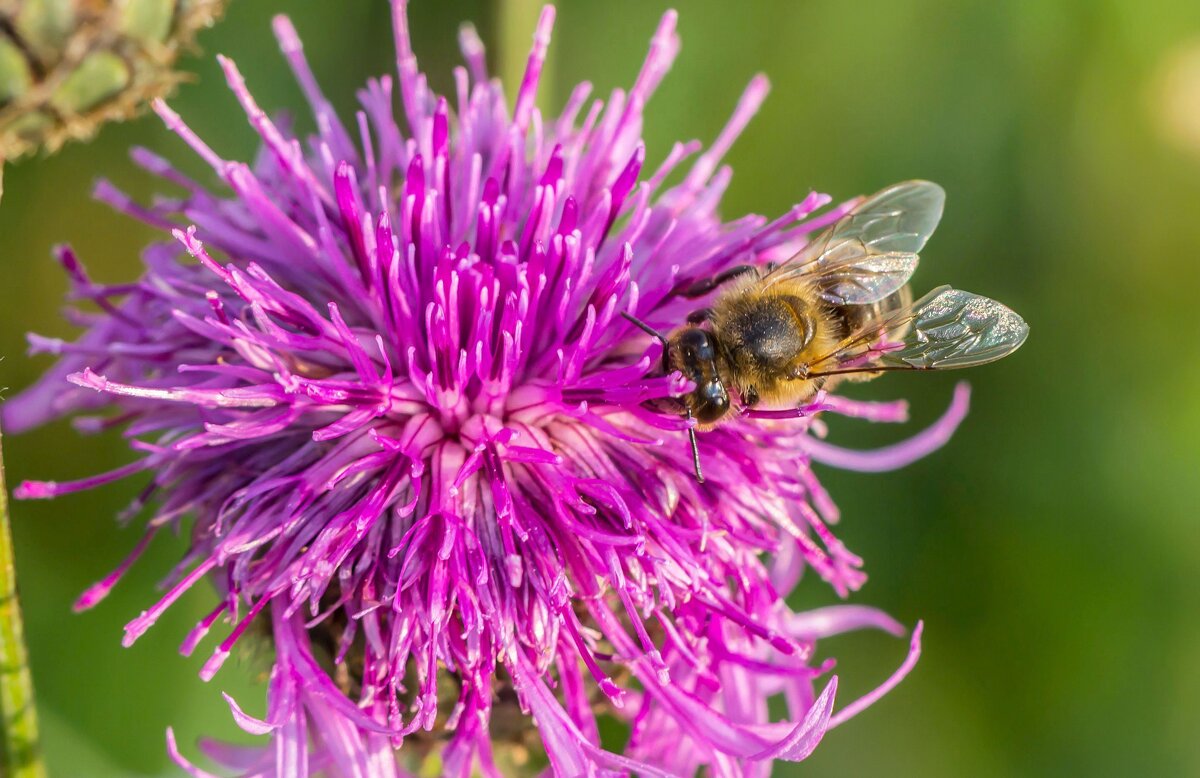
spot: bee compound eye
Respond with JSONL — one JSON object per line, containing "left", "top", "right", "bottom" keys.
{"left": 694, "top": 381, "right": 730, "bottom": 423}
{"left": 702, "top": 382, "right": 728, "bottom": 409}
{"left": 678, "top": 328, "right": 714, "bottom": 359}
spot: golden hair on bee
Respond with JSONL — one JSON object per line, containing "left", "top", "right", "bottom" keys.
{"left": 703, "top": 273, "right": 842, "bottom": 412}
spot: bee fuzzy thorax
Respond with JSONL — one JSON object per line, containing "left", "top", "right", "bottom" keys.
{"left": 709, "top": 277, "right": 842, "bottom": 410}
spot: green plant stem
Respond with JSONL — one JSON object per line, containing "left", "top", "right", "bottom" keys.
{"left": 0, "top": 426, "right": 46, "bottom": 778}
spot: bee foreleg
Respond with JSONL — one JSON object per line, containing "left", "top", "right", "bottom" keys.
{"left": 686, "top": 307, "right": 714, "bottom": 324}
{"left": 743, "top": 386, "right": 760, "bottom": 407}
{"left": 673, "top": 264, "right": 759, "bottom": 299}
{"left": 685, "top": 408, "right": 705, "bottom": 483}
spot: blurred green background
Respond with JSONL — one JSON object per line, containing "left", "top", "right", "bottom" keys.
{"left": 2, "top": 0, "right": 1199, "bottom": 775}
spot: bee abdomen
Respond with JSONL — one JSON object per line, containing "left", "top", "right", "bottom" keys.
{"left": 831, "top": 285, "right": 913, "bottom": 339}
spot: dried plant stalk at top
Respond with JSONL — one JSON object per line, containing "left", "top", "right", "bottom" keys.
{"left": 0, "top": 0, "right": 226, "bottom": 159}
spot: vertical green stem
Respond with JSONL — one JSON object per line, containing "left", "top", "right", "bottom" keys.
{"left": 0, "top": 426, "right": 46, "bottom": 778}
{"left": 496, "top": 0, "right": 553, "bottom": 111}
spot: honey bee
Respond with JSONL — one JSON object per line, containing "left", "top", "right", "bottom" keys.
{"left": 624, "top": 180, "right": 1029, "bottom": 481}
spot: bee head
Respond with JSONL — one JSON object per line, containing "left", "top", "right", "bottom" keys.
{"left": 669, "top": 326, "right": 730, "bottom": 424}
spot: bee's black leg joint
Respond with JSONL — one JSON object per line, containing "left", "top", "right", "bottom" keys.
{"left": 743, "top": 386, "right": 760, "bottom": 407}
{"left": 672, "top": 264, "right": 759, "bottom": 300}
{"left": 686, "top": 307, "right": 714, "bottom": 324}
{"left": 686, "top": 409, "right": 704, "bottom": 483}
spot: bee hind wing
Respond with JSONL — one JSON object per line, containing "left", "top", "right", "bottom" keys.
{"left": 807, "top": 286, "right": 1029, "bottom": 377}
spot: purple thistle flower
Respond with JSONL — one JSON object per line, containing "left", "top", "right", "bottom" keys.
{"left": 2, "top": 3, "right": 972, "bottom": 775}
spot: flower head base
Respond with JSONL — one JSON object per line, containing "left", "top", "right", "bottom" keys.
{"left": 3, "top": 3, "right": 965, "bottom": 775}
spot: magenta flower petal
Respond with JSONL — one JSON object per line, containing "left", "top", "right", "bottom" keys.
{"left": 829, "top": 621, "right": 925, "bottom": 729}
{"left": 2, "top": 3, "right": 958, "bottom": 775}
{"left": 804, "top": 382, "right": 972, "bottom": 472}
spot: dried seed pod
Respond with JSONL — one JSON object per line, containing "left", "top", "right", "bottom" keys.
{"left": 0, "top": 0, "right": 226, "bottom": 159}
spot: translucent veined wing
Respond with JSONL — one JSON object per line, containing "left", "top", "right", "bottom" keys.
{"left": 763, "top": 180, "right": 945, "bottom": 305}
{"left": 803, "top": 286, "right": 1028, "bottom": 378}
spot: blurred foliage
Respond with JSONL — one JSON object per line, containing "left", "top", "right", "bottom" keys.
{"left": 0, "top": 0, "right": 1198, "bottom": 775}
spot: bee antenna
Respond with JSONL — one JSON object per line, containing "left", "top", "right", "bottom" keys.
{"left": 685, "top": 409, "right": 705, "bottom": 483}
{"left": 621, "top": 311, "right": 671, "bottom": 373}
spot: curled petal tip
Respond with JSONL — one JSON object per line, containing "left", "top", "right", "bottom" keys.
{"left": 13, "top": 481, "right": 53, "bottom": 500}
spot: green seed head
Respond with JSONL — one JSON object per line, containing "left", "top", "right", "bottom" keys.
{"left": 0, "top": 0, "right": 227, "bottom": 159}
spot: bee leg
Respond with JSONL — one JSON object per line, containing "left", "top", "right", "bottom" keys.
{"left": 685, "top": 408, "right": 705, "bottom": 483}
{"left": 743, "top": 386, "right": 760, "bottom": 407}
{"left": 686, "top": 307, "right": 714, "bottom": 324}
{"left": 621, "top": 311, "right": 671, "bottom": 372}
{"left": 673, "top": 264, "right": 759, "bottom": 299}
